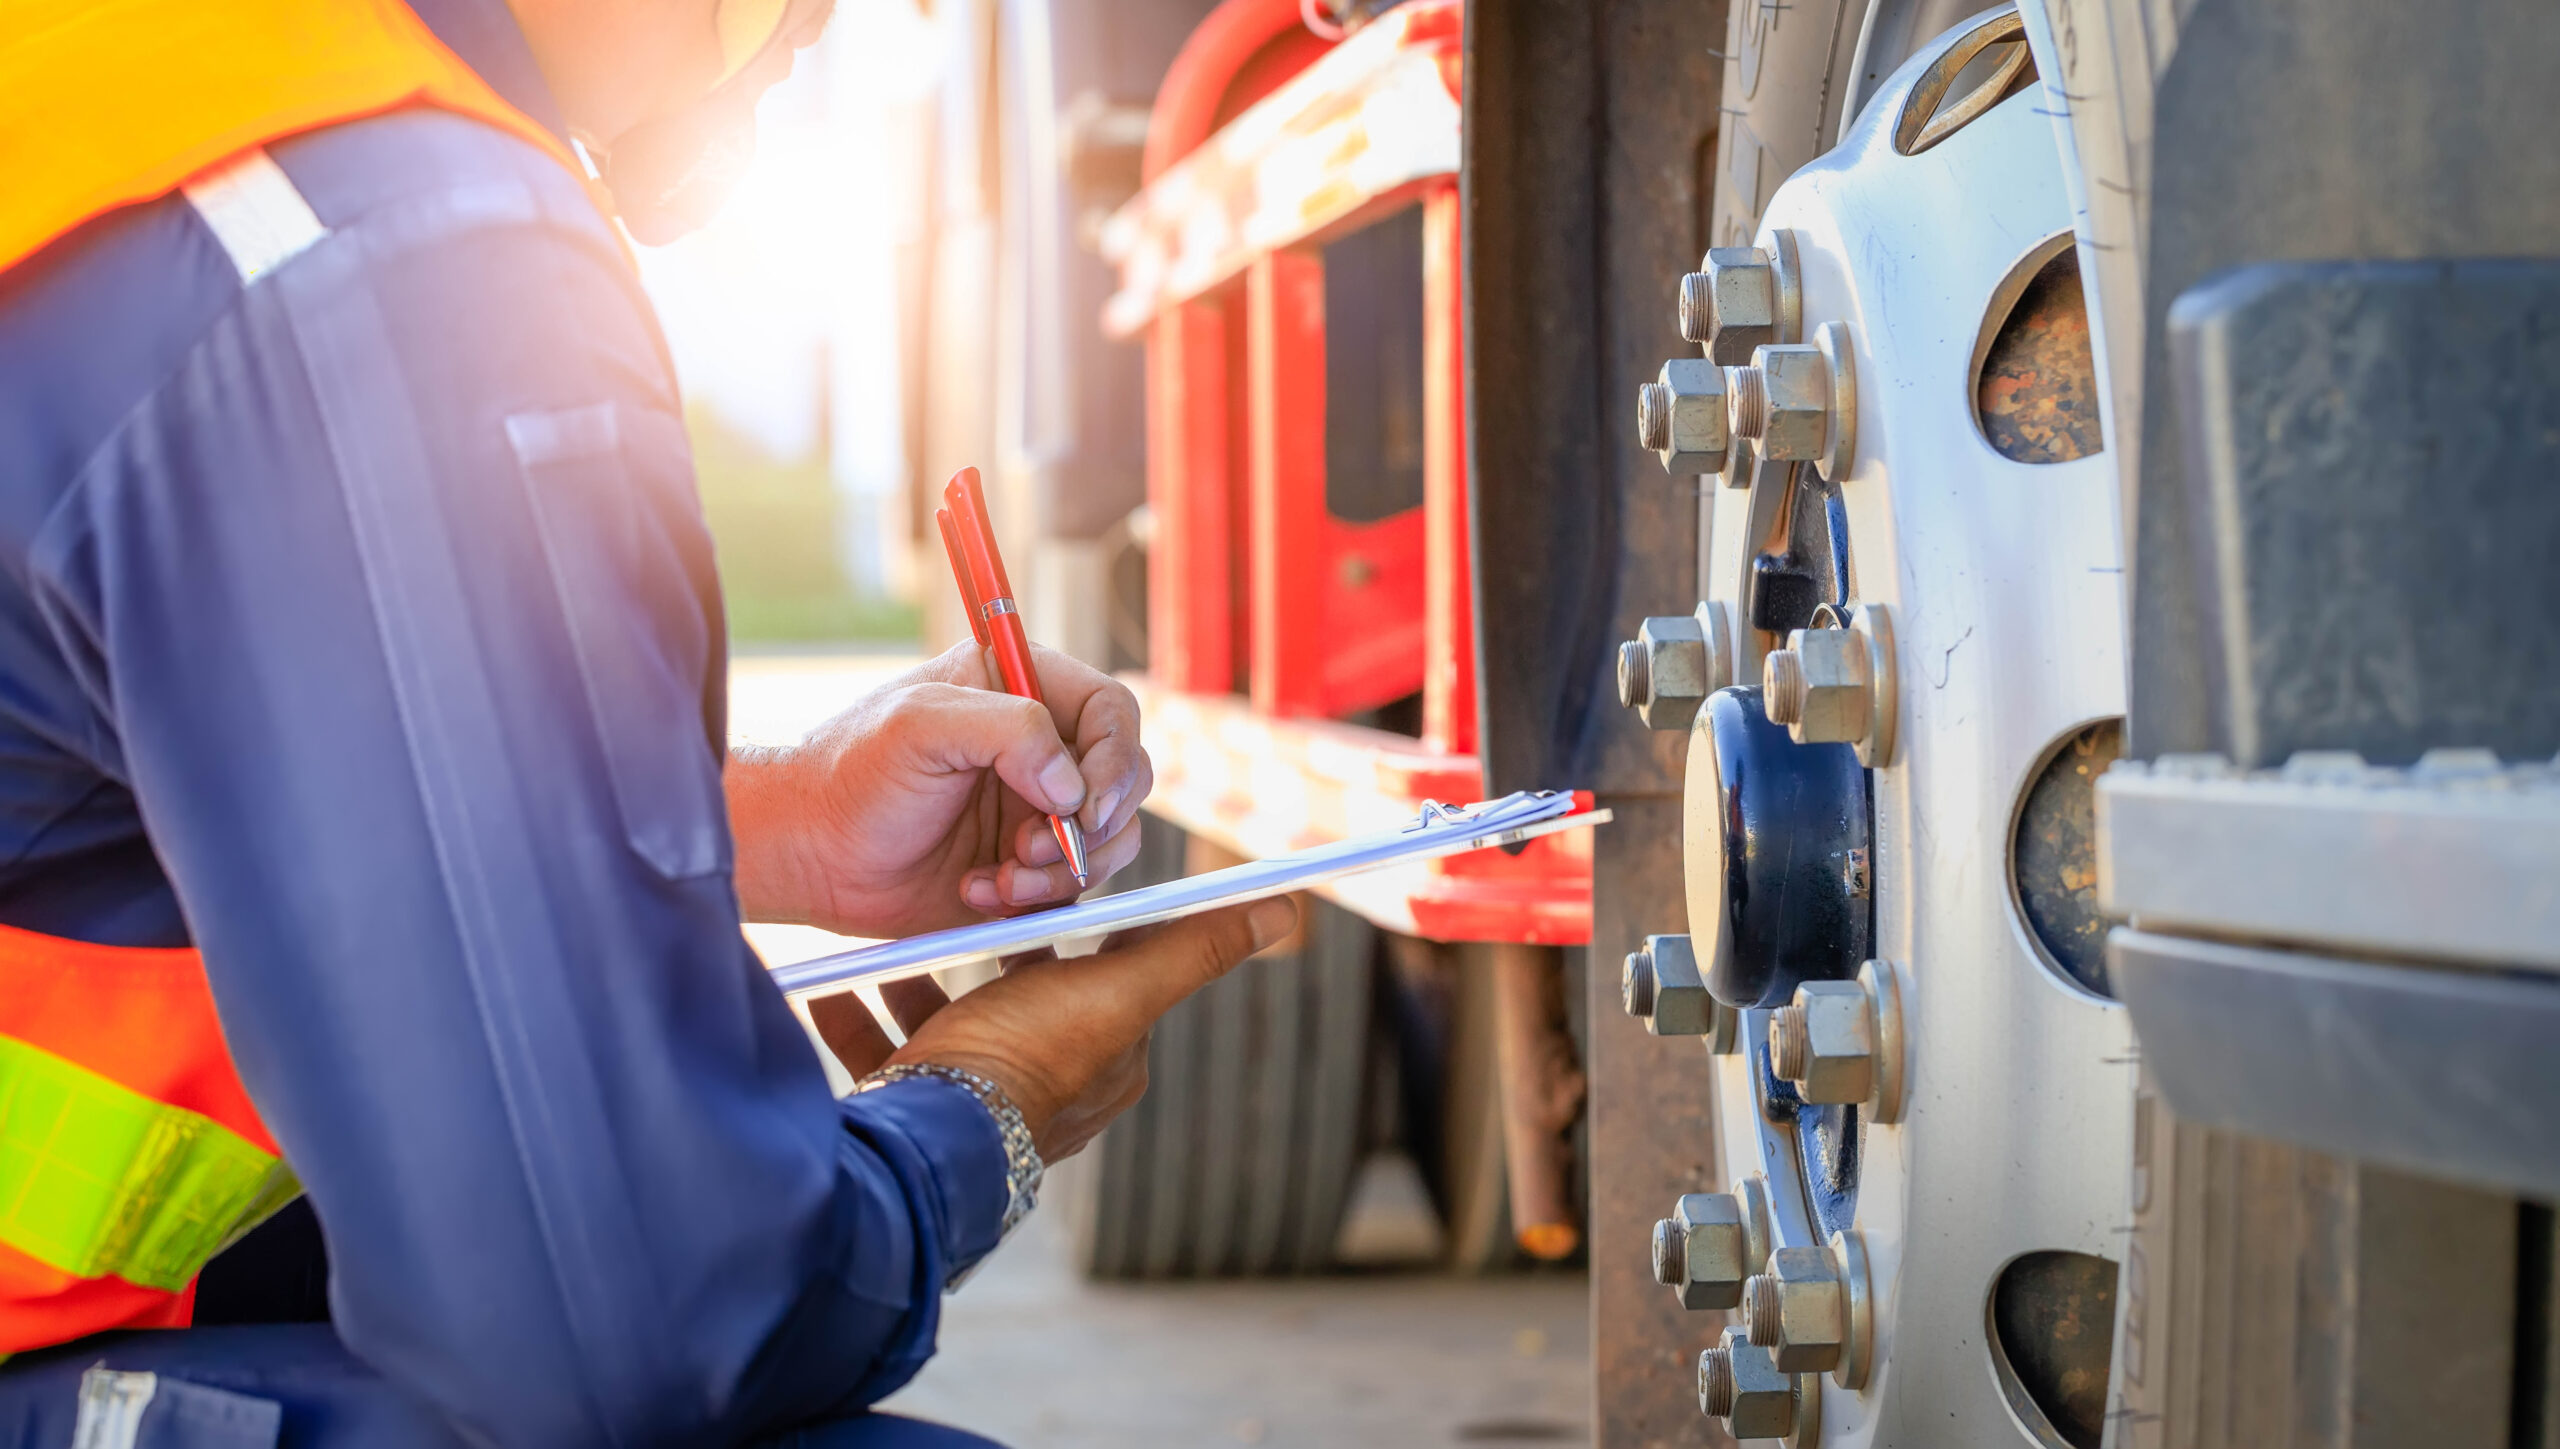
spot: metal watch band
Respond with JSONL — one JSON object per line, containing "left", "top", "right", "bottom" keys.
{"left": 854, "top": 1062, "right": 1043, "bottom": 1277}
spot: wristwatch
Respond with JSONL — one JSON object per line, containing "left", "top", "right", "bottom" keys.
{"left": 854, "top": 1062, "right": 1043, "bottom": 1285}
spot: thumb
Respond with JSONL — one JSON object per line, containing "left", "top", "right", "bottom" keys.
{"left": 895, "top": 682, "right": 1088, "bottom": 816}
{"left": 1077, "top": 896, "right": 1299, "bottom": 1024}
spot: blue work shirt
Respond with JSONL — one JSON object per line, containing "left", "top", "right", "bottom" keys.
{"left": 0, "top": 3, "right": 1006, "bottom": 1444}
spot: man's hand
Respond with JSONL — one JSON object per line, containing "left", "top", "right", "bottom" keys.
{"left": 726, "top": 641, "right": 1153, "bottom": 938}
{"left": 809, "top": 897, "right": 1299, "bottom": 1161}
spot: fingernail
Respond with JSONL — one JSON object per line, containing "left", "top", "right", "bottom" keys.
{"left": 1022, "top": 830, "right": 1061, "bottom": 866}
{"left": 1038, "top": 756, "right": 1086, "bottom": 814}
{"left": 1087, "top": 787, "right": 1124, "bottom": 834}
{"left": 1246, "top": 897, "right": 1296, "bottom": 953}
{"left": 964, "top": 877, "right": 1002, "bottom": 911}
{"left": 1006, "top": 869, "right": 1056, "bottom": 905}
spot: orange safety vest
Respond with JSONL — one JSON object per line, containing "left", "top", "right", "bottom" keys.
{"left": 0, "top": 0, "right": 593, "bottom": 1353}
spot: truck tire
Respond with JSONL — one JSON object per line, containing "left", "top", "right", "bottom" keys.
{"left": 1712, "top": 0, "right": 1988, "bottom": 248}
{"left": 1066, "top": 814, "right": 1376, "bottom": 1278}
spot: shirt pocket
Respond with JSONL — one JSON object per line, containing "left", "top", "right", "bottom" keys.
{"left": 75, "top": 1367, "right": 281, "bottom": 1449}
{"left": 506, "top": 402, "right": 729, "bottom": 881}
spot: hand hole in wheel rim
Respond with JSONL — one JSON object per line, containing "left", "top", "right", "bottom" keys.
{"left": 2008, "top": 718, "right": 2124, "bottom": 998}
{"left": 1893, "top": 10, "right": 2037, "bottom": 156}
{"left": 1974, "top": 233, "right": 2103, "bottom": 464}
{"left": 1984, "top": 1249, "right": 2120, "bottom": 1449}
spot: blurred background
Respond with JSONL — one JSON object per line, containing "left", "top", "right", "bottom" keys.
{"left": 638, "top": 0, "right": 932, "bottom": 648}
{"left": 645, "top": 2, "right": 1596, "bottom": 1443}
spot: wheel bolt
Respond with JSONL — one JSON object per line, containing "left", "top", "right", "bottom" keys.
{"left": 1698, "top": 1347, "right": 1737, "bottom": 1416}
{"left": 1763, "top": 648, "right": 1808, "bottom": 725}
{"left": 1617, "top": 639, "right": 1651, "bottom": 711}
{"left": 1651, "top": 1218, "right": 1686, "bottom": 1286}
{"left": 1743, "top": 1273, "right": 1784, "bottom": 1346}
{"left": 1728, "top": 363, "right": 1770, "bottom": 438}
{"left": 1678, "top": 272, "right": 1715, "bottom": 344}
{"left": 1637, "top": 382, "right": 1672, "bottom": 451}
{"left": 1622, "top": 949, "right": 1660, "bottom": 1019}
{"left": 1769, "top": 1003, "right": 1811, "bottom": 1081}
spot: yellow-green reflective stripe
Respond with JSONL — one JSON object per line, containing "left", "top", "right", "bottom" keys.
{"left": 0, "top": 1037, "right": 296, "bottom": 1292}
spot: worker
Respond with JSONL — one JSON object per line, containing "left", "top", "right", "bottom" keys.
{"left": 0, "top": 0, "right": 1294, "bottom": 1444}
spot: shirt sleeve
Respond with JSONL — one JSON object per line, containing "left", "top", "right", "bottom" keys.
{"left": 24, "top": 113, "right": 1008, "bottom": 1447}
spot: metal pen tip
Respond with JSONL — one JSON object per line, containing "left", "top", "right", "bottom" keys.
{"left": 1054, "top": 815, "right": 1091, "bottom": 890}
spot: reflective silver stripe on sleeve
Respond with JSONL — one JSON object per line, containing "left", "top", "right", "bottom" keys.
{"left": 71, "top": 1369, "right": 155, "bottom": 1449}
{"left": 182, "top": 149, "right": 329, "bottom": 285}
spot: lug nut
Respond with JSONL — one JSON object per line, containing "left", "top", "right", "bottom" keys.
{"left": 1636, "top": 358, "right": 1730, "bottom": 475}
{"left": 1616, "top": 610, "right": 1729, "bottom": 732}
{"left": 1766, "top": 961, "right": 1907, "bottom": 1122}
{"left": 1701, "top": 1328, "right": 1809, "bottom": 1437}
{"left": 1696, "top": 247, "right": 1785, "bottom": 365}
{"left": 1725, "top": 324, "right": 1858, "bottom": 482}
{"left": 1742, "top": 1246, "right": 1846, "bottom": 1374}
{"left": 1740, "top": 1234, "right": 1874, "bottom": 1389}
{"left": 1727, "top": 345, "right": 1830, "bottom": 462}
{"left": 1769, "top": 983, "right": 1869, "bottom": 1104}
{"left": 1631, "top": 943, "right": 1746, "bottom": 1056}
{"left": 1762, "top": 628, "right": 1868, "bottom": 744}
{"left": 1621, "top": 936, "right": 1719, "bottom": 1037}
{"left": 1758, "top": 603, "right": 1898, "bottom": 767}
{"left": 1649, "top": 1190, "right": 1761, "bottom": 1310}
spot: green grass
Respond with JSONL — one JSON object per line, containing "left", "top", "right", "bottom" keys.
{"left": 722, "top": 594, "right": 922, "bottom": 644}
{"left": 687, "top": 406, "right": 918, "bottom": 647}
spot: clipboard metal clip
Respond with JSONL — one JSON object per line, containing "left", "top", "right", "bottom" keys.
{"left": 1405, "top": 792, "right": 1558, "bottom": 833}
{"left": 1409, "top": 799, "right": 1471, "bottom": 830}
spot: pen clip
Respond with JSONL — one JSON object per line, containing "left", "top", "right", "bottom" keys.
{"left": 936, "top": 507, "right": 994, "bottom": 648}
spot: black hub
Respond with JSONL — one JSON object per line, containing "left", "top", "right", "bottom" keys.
{"left": 1683, "top": 686, "right": 1872, "bottom": 1009}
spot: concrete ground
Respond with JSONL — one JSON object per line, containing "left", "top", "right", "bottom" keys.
{"left": 732, "top": 650, "right": 1594, "bottom": 1448}
{"left": 879, "top": 1186, "right": 1590, "bottom": 1448}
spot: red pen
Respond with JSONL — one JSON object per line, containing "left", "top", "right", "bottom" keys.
{"left": 937, "top": 467, "right": 1092, "bottom": 890}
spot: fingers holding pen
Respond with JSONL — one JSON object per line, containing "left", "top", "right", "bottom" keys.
{"left": 963, "top": 819, "right": 1144, "bottom": 912}
{"left": 895, "top": 683, "right": 1089, "bottom": 817}
{"left": 1071, "top": 727, "right": 1149, "bottom": 842}
{"left": 1066, "top": 691, "right": 1148, "bottom": 840}
{"left": 915, "top": 639, "right": 1152, "bottom": 841}
{"left": 1022, "top": 822, "right": 1141, "bottom": 898}
{"left": 1013, "top": 799, "right": 1141, "bottom": 870}
{"left": 1009, "top": 644, "right": 1150, "bottom": 838}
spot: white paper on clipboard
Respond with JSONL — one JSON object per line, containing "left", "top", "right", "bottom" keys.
{"left": 767, "top": 791, "right": 1609, "bottom": 998}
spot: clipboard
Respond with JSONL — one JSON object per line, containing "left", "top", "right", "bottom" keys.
{"left": 766, "top": 791, "right": 1611, "bottom": 997}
